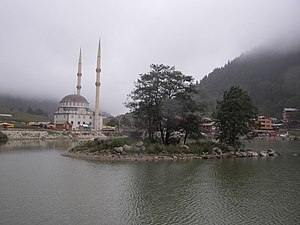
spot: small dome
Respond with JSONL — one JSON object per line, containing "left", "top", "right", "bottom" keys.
{"left": 60, "top": 94, "right": 89, "bottom": 104}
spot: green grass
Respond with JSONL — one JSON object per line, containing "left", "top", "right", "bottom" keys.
{"left": 289, "top": 130, "right": 300, "bottom": 137}
{"left": 144, "top": 140, "right": 216, "bottom": 155}
{"left": 0, "top": 109, "right": 50, "bottom": 123}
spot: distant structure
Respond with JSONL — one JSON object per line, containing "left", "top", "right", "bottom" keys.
{"left": 53, "top": 41, "right": 103, "bottom": 131}
{"left": 283, "top": 108, "right": 299, "bottom": 122}
{"left": 94, "top": 41, "right": 102, "bottom": 131}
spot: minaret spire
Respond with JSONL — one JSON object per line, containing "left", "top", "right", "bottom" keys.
{"left": 76, "top": 48, "right": 82, "bottom": 95}
{"left": 94, "top": 39, "right": 101, "bottom": 131}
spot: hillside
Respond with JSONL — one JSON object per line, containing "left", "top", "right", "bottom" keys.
{"left": 0, "top": 95, "right": 58, "bottom": 116}
{"left": 195, "top": 45, "right": 300, "bottom": 118}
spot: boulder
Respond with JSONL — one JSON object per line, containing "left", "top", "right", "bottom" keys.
{"left": 113, "top": 147, "right": 124, "bottom": 154}
{"left": 259, "top": 151, "right": 268, "bottom": 157}
{"left": 267, "top": 149, "right": 275, "bottom": 156}
{"left": 235, "top": 151, "right": 243, "bottom": 157}
{"left": 123, "top": 144, "right": 133, "bottom": 151}
{"left": 201, "top": 153, "right": 214, "bottom": 159}
{"left": 240, "top": 151, "right": 248, "bottom": 157}
{"left": 212, "top": 147, "right": 223, "bottom": 155}
{"left": 247, "top": 151, "right": 259, "bottom": 157}
{"left": 135, "top": 141, "right": 144, "bottom": 147}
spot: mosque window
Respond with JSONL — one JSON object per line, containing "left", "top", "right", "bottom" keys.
{"left": 78, "top": 121, "right": 80, "bottom": 125}
{"left": 71, "top": 121, "right": 73, "bottom": 124}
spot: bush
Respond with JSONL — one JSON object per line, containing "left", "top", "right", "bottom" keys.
{"left": 70, "top": 138, "right": 134, "bottom": 152}
{"left": 188, "top": 141, "right": 215, "bottom": 154}
{"left": 145, "top": 143, "right": 164, "bottom": 154}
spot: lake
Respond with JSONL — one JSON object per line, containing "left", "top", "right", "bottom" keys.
{"left": 0, "top": 140, "right": 299, "bottom": 225}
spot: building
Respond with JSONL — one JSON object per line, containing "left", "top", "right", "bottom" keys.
{"left": 283, "top": 108, "right": 299, "bottom": 122}
{"left": 53, "top": 41, "right": 103, "bottom": 131}
{"left": 257, "top": 116, "right": 273, "bottom": 130}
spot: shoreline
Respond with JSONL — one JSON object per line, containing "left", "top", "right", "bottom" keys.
{"left": 62, "top": 152, "right": 202, "bottom": 161}
{"left": 62, "top": 149, "right": 282, "bottom": 162}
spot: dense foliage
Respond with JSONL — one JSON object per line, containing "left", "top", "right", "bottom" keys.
{"left": 213, "top": 86, "right": 258, "bottom": 149}
{"left": 196, "top": 46, "right": 300, "bottom": 118}
{"left": 71, "top": 138, "right": 135, "bottom": 152}
{"left": 126, "top": 64, "right": 203, "bottom": 144}
{"left": 0, "top": 131, "right": 8, "bottom": 143}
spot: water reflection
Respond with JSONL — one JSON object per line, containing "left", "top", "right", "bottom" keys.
{"left": 0, "top": 139, "right": 78, "bottom": 151}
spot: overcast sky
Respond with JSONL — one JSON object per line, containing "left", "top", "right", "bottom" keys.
{"left": 1, "top": 0, "right": 300, "bottom": 115}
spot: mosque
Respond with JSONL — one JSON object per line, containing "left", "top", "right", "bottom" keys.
{"left": 53, "top": 41, "right": 103, "bottom": 131}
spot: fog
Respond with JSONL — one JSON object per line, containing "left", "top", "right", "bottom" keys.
{"left": 1, "top": 0, "right": 299, "bottom": 115}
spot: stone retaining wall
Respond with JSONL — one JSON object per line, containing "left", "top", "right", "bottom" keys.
{"left": 1, "top": 130, "right": 105, "bottom": 140}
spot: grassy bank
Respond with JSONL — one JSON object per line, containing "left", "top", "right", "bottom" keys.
{"left": 289, "top": 130, "right": 300, "bottom": 137}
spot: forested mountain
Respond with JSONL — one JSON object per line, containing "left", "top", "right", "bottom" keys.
{"left": 0, "top": 95, "right": 58, "bottom": 116}
{"left": 195, "top": 45, "right": 300, "bottom": 118}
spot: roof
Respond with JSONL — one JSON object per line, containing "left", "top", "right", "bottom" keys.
{"left": 283, "top": 108, "right": 298, "bottom": 112}
{"left": 60, "top": 94, "right": 89, "bottom": 104}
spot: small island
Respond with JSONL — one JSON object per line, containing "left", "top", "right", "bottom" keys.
{"left": 62, "top": 137, "right": 282, "bottom": 161}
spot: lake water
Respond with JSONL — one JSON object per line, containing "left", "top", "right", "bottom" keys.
{"left": 0, "top": 140, "right": 299, "bottom": 225}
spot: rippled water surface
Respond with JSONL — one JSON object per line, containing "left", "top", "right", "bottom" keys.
{"left": 0, "top": 140, "right": 299, "bottom": 225}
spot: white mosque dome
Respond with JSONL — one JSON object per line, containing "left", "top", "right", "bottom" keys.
{"left": 60, "top": 94, "right": 89, "bottom": 104}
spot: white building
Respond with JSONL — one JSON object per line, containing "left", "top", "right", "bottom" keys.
{"left": 54, "top": 42, "right": 103, "bottom": 131}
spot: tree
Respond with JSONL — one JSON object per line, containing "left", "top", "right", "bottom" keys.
{"left": 179, "top": 113, "right": 203, "bottom": 145}
{"left": 106, "top": 118, "right": 118, "bottom": 127}
{"left": 126, "top": 64, "right": 201, "bottom": 144}
{"left": 26, "top": 106, "right": 34, "bottom": 114}
{"left": 213, "top": 86, "right": 258, "bottom": 150}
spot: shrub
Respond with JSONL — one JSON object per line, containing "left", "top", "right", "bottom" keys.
{"left": 70, "top": 138, "right": 134, "bottom": 152}
{"left": 145, "top": 143, "right": 164, "bottom": 154}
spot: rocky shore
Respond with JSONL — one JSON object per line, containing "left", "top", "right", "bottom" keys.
{"left": 201, "top": 147, "right": 282, "bottom": 159}
{"left": 63, "top": 142, "right": 282, "bottom": 162}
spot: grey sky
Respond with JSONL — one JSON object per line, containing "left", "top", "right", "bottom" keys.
{"left": 1, "top": 0, "right": 300, "bottom": 115}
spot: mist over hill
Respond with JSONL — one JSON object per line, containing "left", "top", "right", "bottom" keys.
{"left": 195, "top": 44, "right": 300, "bottom": 118}
{"left": 0, "top": 95, "right": 113, "bottom": 119}
{"left": 0, "top": 95, "right": 58, "bottom": 115}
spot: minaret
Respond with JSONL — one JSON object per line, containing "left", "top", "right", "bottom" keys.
{"left": 94, "top": 40, "right": 101, "bottom": 131}
{"left": 76, "top": 48, "right": 82, "bottom": 95}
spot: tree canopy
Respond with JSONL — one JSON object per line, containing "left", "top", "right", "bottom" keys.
{"left": 126, "top": 64, "right": 203, "bottom": 144}
{"left": 213, "top": 86, "right": 258, "bottom": 149}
